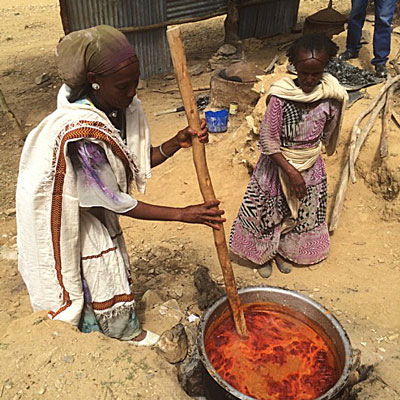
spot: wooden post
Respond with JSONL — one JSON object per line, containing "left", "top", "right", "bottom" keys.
{"left": 167, "top": 27, "right": 248, "bottom": 339}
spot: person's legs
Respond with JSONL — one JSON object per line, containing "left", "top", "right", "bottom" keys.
{"left": 346, "top": 0, "right": 369, "bottom": 53}
{"left": 372, "top": 0, "right": 396, "bottom": 66}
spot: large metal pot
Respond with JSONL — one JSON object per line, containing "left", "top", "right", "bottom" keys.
{"left": 198, "top": 286, "right": 353, "bottom": 400}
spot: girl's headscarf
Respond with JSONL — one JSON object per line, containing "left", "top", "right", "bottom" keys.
{"left": 55, "top": 25, "right": 137, "bottom": 93}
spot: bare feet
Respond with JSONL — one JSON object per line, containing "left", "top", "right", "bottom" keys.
{"left": 257, "top": 262, "right": 272, "bottom": 278}
{"left": 274, "top": 255, "right": 292, "bottom": 274}
{"left": 132, "top": 330, "right": 147, "bottom": 342}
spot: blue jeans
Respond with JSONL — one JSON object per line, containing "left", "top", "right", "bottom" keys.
{"left": 346, "top": 0, "right": 396, "bottom": 65}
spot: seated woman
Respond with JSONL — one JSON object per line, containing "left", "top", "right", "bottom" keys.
{"left": 230, "top": 33, "right": 348, "bottom": 279}
{"left": 16, "top": 25, "right": 225, "bottom": 346}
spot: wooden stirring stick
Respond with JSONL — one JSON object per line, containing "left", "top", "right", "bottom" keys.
{"left": 167, "top": 27, "right": 248, "bottom": 339}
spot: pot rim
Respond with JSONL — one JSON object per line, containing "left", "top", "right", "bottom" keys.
{"left": 198, "top": 285, "right": 353, "bottom": 400}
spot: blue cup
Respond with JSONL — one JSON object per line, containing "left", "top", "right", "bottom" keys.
{"left": 205, "top": 109, "right": 229, "bottom": 133}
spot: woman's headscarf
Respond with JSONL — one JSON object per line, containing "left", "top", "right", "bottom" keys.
{"left": 55, "top": 25, "right": 137, "bottom": 91}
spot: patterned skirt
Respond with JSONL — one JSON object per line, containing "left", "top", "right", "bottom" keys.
{"left": 230, "top": 154, "right": 330, "bottom": 265}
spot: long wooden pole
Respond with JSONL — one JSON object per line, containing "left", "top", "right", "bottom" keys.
{"left": 167, "top": 27, "right": 248, "bottom": 339}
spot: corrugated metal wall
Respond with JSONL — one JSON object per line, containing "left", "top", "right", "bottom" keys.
{"left": 166, "top": 0, "right": 226, "bottom": 19}
{"left": 62, "top": 0, "right": 299, "bottom": 78}
{"left": 64, "top": 0, "right": 170, "bottom": 78}
{"left": 239, "top": 0, "right": 300, "bottom": 39}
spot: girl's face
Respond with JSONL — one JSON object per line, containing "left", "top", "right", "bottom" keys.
{"left": 295, "top": 48, "right": 328, "bottom": 93}
{"left": 88, "top": 57, "right": 140, "bottom": 111}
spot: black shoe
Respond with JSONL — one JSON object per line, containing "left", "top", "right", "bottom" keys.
{"left": 375, "top": 64, "right": 388, "bottom": 78}
{"left": 338, "top": 50, "right": 359, "bottom": 61}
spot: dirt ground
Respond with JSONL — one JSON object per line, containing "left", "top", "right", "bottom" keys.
{"left": 0, "top": 1, "right": 399, "bottom": 399}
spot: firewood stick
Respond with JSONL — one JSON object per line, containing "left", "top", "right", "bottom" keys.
{"left": 349, "top": 75, "right": 400, "bottom": 182}
{"left": 389, "top": 48, "right": 400, "bottom": 75}
{"left": 329, "top": 162, "right": 349, "bottom": 232}
{"left": 352, "top": 95, "right": 387, "bottom": 176}
{"left": 391, "top": 109, "right": 400, "bottom": 127}
{"left": 380, "top": 85, "right": 395, "bottom": 158}
{"left": 166, "top": 27, "right": 248, "bottom": 339}
{"left": 330, "top": 95, "right": 386, "bottom": 231}
{"left": 0, "top": 85, "right": 25, "bottom": 139}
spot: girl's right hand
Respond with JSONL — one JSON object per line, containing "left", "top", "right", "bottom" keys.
{"left": 181, "top": 200, "right": 226, "bottom": 229}
{"left": 288, "top": 170, "right": 307, "bottom": 199}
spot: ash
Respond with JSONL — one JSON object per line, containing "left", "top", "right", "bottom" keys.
{"left": 326, "top": 58, "right": 378, "bottom": 87}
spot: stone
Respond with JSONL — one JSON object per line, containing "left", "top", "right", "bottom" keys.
{"left": 217, "top": 44, "right": 237, "bottom": 57}
{"left": 188, "top": 64, "right": 204, "bottom": 76}
{"left": 177, "top": 346, "right": 204, "bottom": 396}
{"left": 144, "top": 300, "right": 184, "bottom": 333}
{"left": 141, "top": 289, "right": 163, "bottom": 311}
{"left": 360, "top": 29, "right": 371, "bottom": 44}
{"left": 155, "top": 323, "right": 188, "bottom": 364}
{"left": 5, "top": 208, "right": 16, "bottom": 216}
{"left": 35, "top": 73, "right": 50, "bottom": 85}
{"left": 137, "top": 79, "right": 147, "bottom": 90}
{"left": 194, "top": 266, "right": 224, "bottom": 310}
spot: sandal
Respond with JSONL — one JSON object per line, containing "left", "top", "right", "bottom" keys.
{"left": 257, "top": 262, "right": 272, "bottom": 279}
{"left": 275, "top": 255, "right": 292, "bottom": 274}
{"left": 130, "top": 330, "right": 160, "bottom": 347}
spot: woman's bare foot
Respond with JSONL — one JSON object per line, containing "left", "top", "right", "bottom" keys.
{"left": 132, "top": 330, "right": 147, "bottom": 342}
{"left": 274, "top": 255, "right": 292, "bottom": 274}
{"left": 130, "top": 330, "right": 160, "bottom": 346}
{"left": 257, "top": 261, "right": 272, "bottom": 278}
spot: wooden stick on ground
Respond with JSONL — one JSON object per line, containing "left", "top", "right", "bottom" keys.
{"left": 0, "top": 85, "right": 25, "bottom": 139}
{"left": 348, "top": 75, "right": 400, "bottom": 183}
{"left": 167, "top": 27, "right": 248, "bottom": 339}
{"left": 380, "top": 84, "right": 395, "bottom": 159}
{"left": 330, "top": 94, "right": 387, "bottom": 232}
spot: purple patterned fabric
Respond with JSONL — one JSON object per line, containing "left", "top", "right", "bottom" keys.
{"left": 230, "top": 96, "right": 339, "bottom": 266}
{"left": 69, "top": 140, "right": 138, "bottom": 213}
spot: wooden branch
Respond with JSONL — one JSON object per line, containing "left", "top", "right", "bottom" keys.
{"left": 391, "top": 109, "right": 400, "bottom": 127}
{"left": 152, "top": 87, "right": 210, "bottom": 95}
{"left": 353, "top": 95, "right": 387, "bottom": 169}
{"left": 264, "top": 55, "right": 279, "bottom": 74}
{"left": 119, "top": 10, "right": 226, "bottom": 34}
{"left": 167, "top": 27, "right": 248, "bottom": 339}
{"left": 329, "top": 162, "right": 349, "bottom": 232}
{"left": 330, "top": 95, "right": 387, "bottom": 231}
{"left": 380, "top": 85, "right": 395, "bottom": 158}
{"left": 0, "top": 86, "right": 25, "bottom": 139}
{"left": 389, "top": 48, "right": 400, "bottom": 75}
{"left": 349, "top": 75, "right": 400, "bottom": 182}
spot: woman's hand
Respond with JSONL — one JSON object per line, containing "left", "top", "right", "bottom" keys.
{"left": 175, "top": 119, "right": 209, "bottom": 149}
{"left": 288, "top": 169, "right": 307, "bottom": 199}
{"left": 181, "top": 200, "right": 226, "bottom": 229}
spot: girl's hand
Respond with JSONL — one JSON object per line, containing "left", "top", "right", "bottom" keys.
{"left": 288, "top": 170, "right": 307, "bottom": 199}
{"left": 175, "top": 119, "right": 209, "bottom": 148}
{"left": 181, "top": 200, "right": 226, "bottom": 229}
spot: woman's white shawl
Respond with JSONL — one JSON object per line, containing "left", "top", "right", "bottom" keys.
{"left": 16, "top": 84, "right": 151, "bottom": 326}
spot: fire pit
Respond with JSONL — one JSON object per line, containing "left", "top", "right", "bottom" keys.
{"left": 198, "top": 287, "right": 352, "bottom": 400}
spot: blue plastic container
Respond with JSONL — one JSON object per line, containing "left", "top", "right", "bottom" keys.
{"left": 205, "top": 109, "right": 229, "bottom": 133}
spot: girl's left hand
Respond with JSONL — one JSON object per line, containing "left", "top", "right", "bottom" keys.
{"left": 175, "top": 119, "right": 208, "bottom": 148}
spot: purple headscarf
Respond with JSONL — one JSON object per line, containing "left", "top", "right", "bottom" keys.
{"left": 55, "top": 25, "right": 137, "bottom": 89}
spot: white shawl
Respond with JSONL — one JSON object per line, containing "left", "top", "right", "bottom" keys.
{"left": 267, "top": 73, "right": 348, "bottom": 155}
{"left": 16, "top": 85, "right": 151, "bottom": 326}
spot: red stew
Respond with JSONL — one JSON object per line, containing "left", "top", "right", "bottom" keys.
{"left": 205, "top": 302, "right": 340, "bottom": 400}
